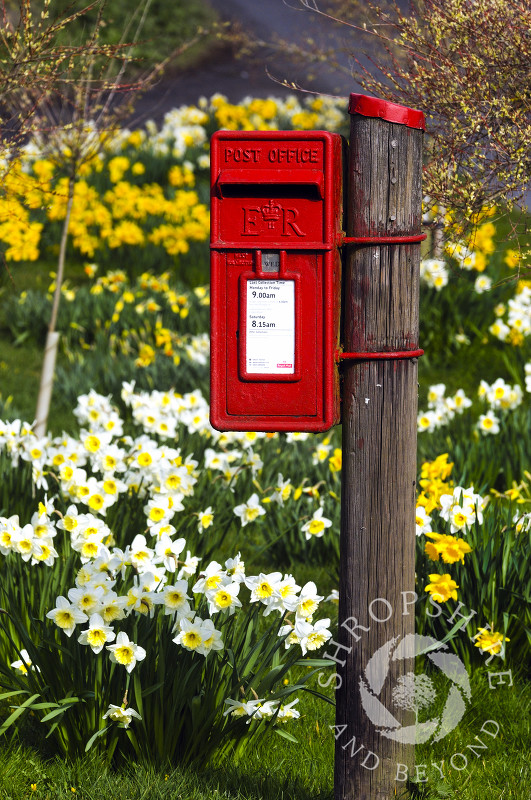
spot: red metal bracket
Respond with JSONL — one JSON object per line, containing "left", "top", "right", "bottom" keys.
{"left": 342, "top": 234, "right": 427, "bottom": 246}
{"left": 337, "top": 349, "right": 424, "bottom": 362}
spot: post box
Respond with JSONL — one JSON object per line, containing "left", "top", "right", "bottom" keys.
{"left": 210, "top": 130, "right": 343, "bottom": 432}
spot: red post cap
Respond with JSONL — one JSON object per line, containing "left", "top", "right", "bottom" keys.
{"left": 349, "top": 93, "right": 425, "bottom": 130}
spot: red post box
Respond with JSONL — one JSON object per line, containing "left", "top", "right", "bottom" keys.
{"left": 210, "top": 130, "right": 343, "bottom": 432}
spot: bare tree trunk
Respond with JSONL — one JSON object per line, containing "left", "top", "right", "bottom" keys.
{"left": 432, "top": 208, "right": 445, "bottom": 258}
{"left": 34, "top": 175, "right": 75, "bottom": 437}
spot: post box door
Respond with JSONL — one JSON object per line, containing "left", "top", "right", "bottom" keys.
{"left": 210, "top": 130, "right": 343, "bottom": 432}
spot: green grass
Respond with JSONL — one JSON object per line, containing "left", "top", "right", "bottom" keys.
{"left": 0, "top": 318, "right": 76, "bottom": 433}
{"left": 0, "top": 259, "right": 88, "bottom": 430}
{"left": 0, "top": 670, "right": 528, "bottom": 799}
{"left": 411, "top": 670, "right": 530, "bottom": 798}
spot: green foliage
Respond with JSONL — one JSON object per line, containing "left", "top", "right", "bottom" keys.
{"left": 43, "top": 0, "right": 216, "bottom": 69}
{"left": 416, "top": 497, "right": 531, "bottom": 671}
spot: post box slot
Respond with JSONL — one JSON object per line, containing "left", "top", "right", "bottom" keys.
{"left": 215, "top": 169, "right": 324, "bottom": 199}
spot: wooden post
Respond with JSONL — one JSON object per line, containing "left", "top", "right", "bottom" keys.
{"left": 334, "top": 95, "right": 425, "bottom": 799}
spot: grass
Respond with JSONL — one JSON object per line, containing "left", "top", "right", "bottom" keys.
{"left": 0, "top": 261, "right": 87, "bottom": 431}
{"left": 411, "top": 670, "right": 530, "bottom": 798}
{"left": 0, "top": 669, "right": 528, "bottom": 799}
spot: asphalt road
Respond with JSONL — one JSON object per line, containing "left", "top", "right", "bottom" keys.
{"left": 130, "top": 0, "right": 362, "bottom": 124}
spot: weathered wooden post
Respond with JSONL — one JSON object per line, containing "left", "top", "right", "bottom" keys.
{"left": 334, "top": 95, "right": 425, "bottom": 799}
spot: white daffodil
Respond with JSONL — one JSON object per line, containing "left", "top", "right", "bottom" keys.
{"left": 225, "top": 553, "right": 246, "bottom": 583}
{"left": 294, "top": 581, "right": 324, "bottom": 620}
{"left": 477, "top": 412, "right": 500, "bottom": 436}
{"left": 125, "top": 580, "right": 159, "bottom": 617}
{"left": 204, "top": 448, "right": 229, "bottom": 472}
{"left": 154, "top": 533, "right": 186, "bottom": 572}
{"left": 276, "top": 698, "right": 300, "bottom": 722}
{"left": 415, "top": 505, "right": 432, "bottom": 536}
{"left": 474, "top": 275, "right": 492, "bottom": 294}
{"left": 420, "top": 258, "right": 448, "bottom": 290}
{"left": 270, "top": 474, "right": 293, "bottom": 505}
{"left": 192, "top": 561, "right": 226, "bottom": 594}
{"left": 197, "top": 507, "right": 214, "bottom": 533}
{"left": 129, "top": 534, "right": 155, "bottom": 571}
{"left": 206, "top": 581, "right": 242, "bottom": 615}
{"left": 177, "top": 550, "right": 201, "bottom": 579}
{"left": 426, "top": 383, "right": 446, "bottom": 405}
{"left": 278, "top": 575, "right": 301, "bottom": 606}
{"left": 448, "top": 504, "right": 476, "bottom": 534}
{"left": 156, "top": 581, "right": 191, "bottom": 615}
{"left": 78, "top": 613, "right": 116, "bottom": 654}
{"left": 31, "top": 538, "right": 59, "bottom": 567}
{"left": 102, "top": 703, "right": 142, "bottom": 728}
{"left": 285, "top": 431, "right": 308, "bottom": 442}
{"left": 312, "top": 442, "right": 332, "bottom": 465}
{"left": 243, "top": 449, "right": 263, "bottom": 476}
{"left": 254, "top": 700, "right": 279, "bottom": 720}
{"left": 489, "top": 319, "right": 510, "bottom": 341}
{"left": 11, "top": 649, "right": 40, "bottom": 676}
{"left": 261, "top": 574, "right": 301, "bottom": 617}
{"left": 295, "top": 617, "right": 332, "bottom": 655}
{"left": 144, "top": 495, "right": 174, "bottom": 527}
{"left": 233, "top": 493, "right": 266, "bottom": 527}
{"left": 68, "top": 584, "right": 106, "bottom": 616}
{"left": 417, "top": 410, "right": 440, "bottom": 433}
{"left": 106, "top": 632, "right": 146, "bottom": 672}
{"left": 279, "top": 623, "right": 301, "bottom": 649}
{"left": 98, "top": 591, "right": 128, "bottom": 625}
{"left": 11, "top": 524, "right": 40, "bottom": 562}
{"left": 0, "top": 515, "right": 19, "bottom": 555}
{"left": 513, "top": 512, "right": 531, "bottom": 534}
{"left": 196, "top": 618, "right": 224, "bottom": 656}
{"left": 301, "top": 507, "right": 332, "bottom": 540}
{"left": 46, "top": 596, "right": 88, "bottom": 637}
{"left": 173, "top": 616, "right": 205, "bottom": 652}
{"left": 223, "top": 697, "right": 263, "bottom": 718}
{"left": 447, "top": 389, "right": 472, "bottom": 413}
{"left": 245, "top": 572, "right": 282, "bottom": 607}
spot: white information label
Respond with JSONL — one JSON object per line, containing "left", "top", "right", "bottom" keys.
{"left": 246, "top": 280, "right": 295, "bottom": 374}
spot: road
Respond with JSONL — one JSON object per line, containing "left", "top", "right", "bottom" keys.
{"left": 130, "top": 0, "right": 362, "bottom": 124}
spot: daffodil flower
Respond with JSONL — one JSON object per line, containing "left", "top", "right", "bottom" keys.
{"left": 106, "top": 632, "right": 146, "bottom": 672}
{"left": 301, "top": 507, "right": 332, "bottom": 540}
{"left": 102, "top": 703, "right": 142, "bottom": 728}
{"left": 78, "top": 613, "right": 116, "bottom": 653}
{"left": 46, "top": 596, "right": 88, "bottom": 637}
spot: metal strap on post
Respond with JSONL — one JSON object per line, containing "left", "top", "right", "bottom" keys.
{"left": 338, "top": 233, "right": 426, "bottom": 364}
{"left": 338, "top": 348, "right": 424, "bottom": 361}
{"left": 342, "top": 233, "right": 427, "bottom": 246}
